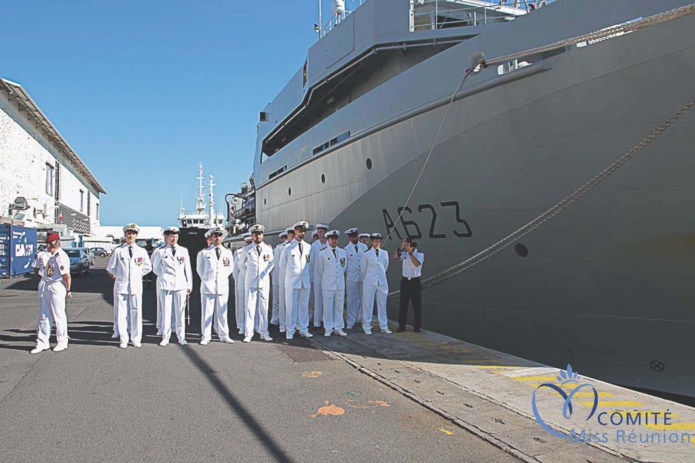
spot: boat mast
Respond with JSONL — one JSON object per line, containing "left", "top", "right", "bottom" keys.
{"left": 209, "top": 175, "right": 216, "bottom": 226}
{"left": 196, "top": 163, "right": 206, "bottom": 216}
{"left": 317, "top": 0, "right": 322, "bottom": 38}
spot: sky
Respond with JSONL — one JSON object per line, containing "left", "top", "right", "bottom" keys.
{"left": 2, "top": 0, "right": 356, "bottom": 226}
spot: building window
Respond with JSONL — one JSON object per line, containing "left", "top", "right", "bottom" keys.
{"left": 80, "top": 190, "right": 84, "bottom": 212}
{"left": 45, "top": 164, "right": 55, "bottom": 195}
{"left": 96, "top": 203, "right": 99, "bottom": 221}
{"left": 55, "top": 163, "right": 61, "bottom": 200}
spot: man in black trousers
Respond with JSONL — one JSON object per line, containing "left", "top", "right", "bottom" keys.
{"left": 393, "top": 238, "right": 424, "bottom": 333}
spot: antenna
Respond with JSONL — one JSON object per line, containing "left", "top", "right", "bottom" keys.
{"left": 317, "top": 0, "right": 322, "bottom": 38}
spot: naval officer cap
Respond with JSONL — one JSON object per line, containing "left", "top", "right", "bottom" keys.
{"left": 210, "top": 227, "right": 226, "bottom": 238}
{"left": 358, "top": 233, "right": 370, "bottom": 239}
{"left": 163, "top": 226, "right": 180, "bottom": 235}
{"left": 311, "top": 230, "right": 319, "bottom": 239}
{"left": 123, "top": 223, "right": 140, "bottom": 234}
{"left": 249, "top": 224, "right": 265, "bottom": 234}
{"left": 370, "top": 233, "right": 383, "bottom": 240}
{"left": 315, "top": 223, "right": 329, "bottom": 231}
{"left": 326, "top": 230, "right": 340, "bottom": 239}
{"left": 243, "top": 232, "right": 252, "bottom": 242}
{"left": 293, "top": 221, "right": 309, "bottom": 231}
{"left": 204, "top": 228, "right": 215, "bottom": 239}
{"left": 345, "top": 227, "right": 359, "bottom": 236}
{"left": 284, "top": 227, "right": 295, "bottom": 234}
{"left": 279, "top": 231, "right": 288, "bottom": 239}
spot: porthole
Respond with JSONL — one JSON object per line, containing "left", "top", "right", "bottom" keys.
{"left": 366, "top": 158, "right": 373, "bottom": 170}
{"left": 264, "top": 198, "right": 267, "bottom": 205}
{"left": 288, "top": 188, "right": 292, "bottom": 196}
{"left": 321, "top": 174, "right": 326, "bottom": 184}
{"left": 514, "top": 243, "right": 528, "bottom": 257}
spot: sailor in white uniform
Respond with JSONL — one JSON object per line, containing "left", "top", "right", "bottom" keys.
{"left": 284, "top": 221, "right": 313, "bottom": 339}
{"left": 197, "top": 227, "right": 235, "bottom": 345}
{"left": 270, "top": 231, "right": 287, "bottom": 326}
{"left": 316, "top": 230, "right": 348, "bottom": 337}
{"left": 198, "top": 229, "right": 220, "bottom": 336}
{"left": 343, "top": 227, "right": 368, "bottom": 329}
{"left": 276, "top": 227, "right": 295, "bottom": 333}
{"left": 151, "top": 226, "right": 192, "bottom": 346}
{"left": 243, "top": 224, "right": 274, "bottom": 342}
{"left": 360, "top": 233, "right": 391, "bottom": 335}
{"left": 32, "top": 245, "right": 51, "bottom": 338}
{"left": 359, "top": 233, "right": 371, "bottom": 247}
{"left": 309, "top": 223, "right": 329, "bottom": 329}
{"left": 31, "top": 232, "right": 72, "bottom": 353}
{"left": 234, "top": 233, "right": 253, "bottom": 335}
{"left": 107, "top": 223, "right": 152, "bottom": 348}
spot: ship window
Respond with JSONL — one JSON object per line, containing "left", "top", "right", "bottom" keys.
{"left": 288, "top": 188, "right": 292, "bottom": 196}
{"left": 366, "top": 158, "right": 372, "bottom": 170}
{"left": 268, "top": 165, "right": 287, "bottom": 180}
{"left": 515, "top": 243, "right": 529, "bottom": 257}
{"left": 321, "top": 174, "right": 326, "bottom": 184}
{"left": 264, "top": 198, "right": 267, "bottom": 205}
{"left": 313, "top": 131, "right": 350, "bottom": 156}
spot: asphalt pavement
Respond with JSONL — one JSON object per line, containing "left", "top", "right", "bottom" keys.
{"left": 0, "top": 258, "right": 521, "bottom": 463}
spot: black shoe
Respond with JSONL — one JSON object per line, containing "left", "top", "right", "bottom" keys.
{"left": 414, "top": 328, "right": 421, "bottom": 333}
{"left": 396, "top": 327, "right": 406, "bottom": 333}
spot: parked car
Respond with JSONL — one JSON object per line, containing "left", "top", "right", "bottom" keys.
{"left": 90, "top": 247, "right": 110, "bottom": 258}
{"left": 65, "top": 249, "right": 90, "bottom": 276}
{"left": 78, "top": 248, "right": 95, "bottom": 265}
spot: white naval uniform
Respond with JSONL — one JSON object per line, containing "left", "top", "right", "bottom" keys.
{"left": 270, "top": 243, "right": 284, "bottom": 325}
{"left": 35, "top": 248, "right": 70, "bottom": 349}
{"left": 152, "top": 244, "right": 192, "bottom": 344}
{"left": 284, "top": 239, "right": 311, "bottom": 335}
{"left": 276, "top": 241, "right": 291, "bottom": 332}
{"left": 107, "top": 244, "right": 152, "bottom": 345}
{"left": 360, "top": 247, "right": 390, "bottom": 331}
{"left": 309, "top": 240, "right": 327, "bottom": 327}
{"left": 244, "top": 242, "right": 274, "bottom": 338}
{"left": 315, "top": 246, "right": 347, "bottom": 333}
{"left": 234, "top": 246, "right": 250, "bottom": 333}
{"left": 344, "top": 241, "right": 368, "bottom": 328}
{"left": 32, "top": 251, "right": 51, "bottom": 346}
{"left": 197, "top": 245, "right": 234, "bottom": 342}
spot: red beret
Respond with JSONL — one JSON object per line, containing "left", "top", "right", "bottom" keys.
{"left": 46, "top": 233, "right": 60, "bottom": 244}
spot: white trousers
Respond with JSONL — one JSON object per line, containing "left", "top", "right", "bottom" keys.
{"left": 346, "top": 280, "right": 363, "bottom": 327}
{"left": 155, "top": 279, "right": 161, "bottom": 331}
{"left": 285, "top": 285, "right": 310, "bottom": 334}
{"left": 116, "top": 292, "right": 143, "bottom": 344}
{"left": 323, "top": 289, "right": 345, "bottom": 332}
{"left": 271, "top": 281, "right": 280, "bottom": 325}
{"left": 36, "top": 283, "right": 68, "bottom": 348}
{"left": 113, "top": 285, "right": 119, "bottom": 335}
{"left": 362, "top": 285, "right": 388, "bottom": 330}
{"left": 235, "top": 279, "right": 246, "bottom": 332}
{"left": 313, "top": 280, "right": 324, "bottom": 327}
{"left": 277, "top": 278, "right": 286, "bottom": 331}
{"left": 246, "top": 286, "right": 269, "bottom": 337}
{"left": 159, "top": 289, "right": 187, "bottom": 343}
{"left": 201, "top": 292, "right": 230, "bottom": 341}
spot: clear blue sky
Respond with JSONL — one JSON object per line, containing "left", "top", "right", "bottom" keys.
{"left": 2, "top": 0, "right": 351, "bottom": 226}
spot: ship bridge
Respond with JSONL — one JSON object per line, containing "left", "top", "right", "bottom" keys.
{"left": 258, "top": 0, "right": 527, "bottom": 170}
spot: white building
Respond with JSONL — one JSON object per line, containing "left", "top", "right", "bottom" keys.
{"left": 0, "top": 77, "right": 106, "bottom": 246}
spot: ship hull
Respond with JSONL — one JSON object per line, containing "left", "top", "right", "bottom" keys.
{"left": 254, "top": 14, "right": 695, "bottom": 397}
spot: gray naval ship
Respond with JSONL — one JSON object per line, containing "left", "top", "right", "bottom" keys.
{"left": 228, "top": 0, "right": 695, "bottom": 399}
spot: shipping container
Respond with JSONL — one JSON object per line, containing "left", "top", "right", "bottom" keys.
{"left": 0, "top": 224, "right": 38, "bottom": 278}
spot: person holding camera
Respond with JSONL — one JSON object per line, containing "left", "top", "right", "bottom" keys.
{"left": 393, "top": 238, "right": 424, "bottom": 333}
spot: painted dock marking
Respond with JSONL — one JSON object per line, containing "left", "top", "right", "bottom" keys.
{"left": 310, "top": 401, "right": 345, "bottom": 418}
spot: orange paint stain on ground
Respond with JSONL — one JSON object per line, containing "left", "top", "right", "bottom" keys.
{"left": 310, "top": 401, "right": 346, "bottom": 418}
{"left": 367, "top": 400, "right": 390, "bottom": 407}
{"left": 301, "top": 371, "right": 323, "bottom": 378}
